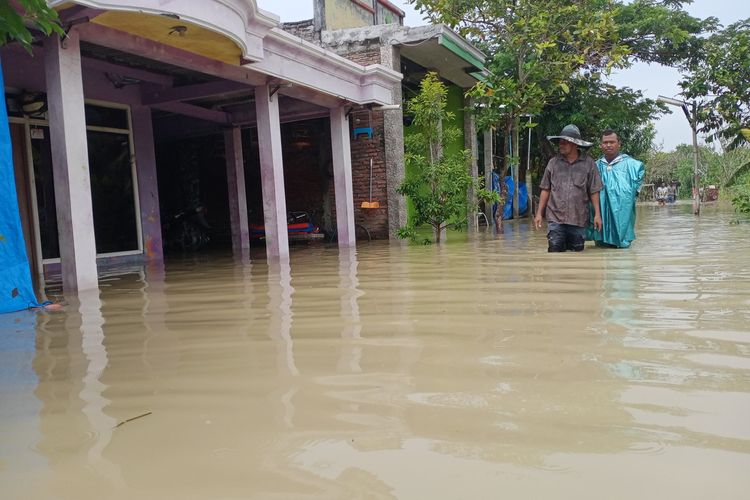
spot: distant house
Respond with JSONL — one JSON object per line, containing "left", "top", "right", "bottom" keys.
{"left": 283, "top": 0, "right": 490, "bottom": 239}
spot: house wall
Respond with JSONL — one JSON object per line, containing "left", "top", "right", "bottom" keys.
{"left": 281, "top": 20, "right": 319, "bottom": 43}
{"left": 329, "top": 46, "right": 390, "bottom": 240}
{"left": 325, "top": 0, "right": 374, "bottom": 30}
{"left": 403, "top": 81, "right": 467, "bottom": 224}
{"left": 444, "top": 83, "right": 466, "bottom": 158}
{"left": 2, "top": 46, "right": 161, "bottom": 274}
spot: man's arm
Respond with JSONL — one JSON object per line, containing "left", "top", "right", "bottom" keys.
{"left": 590, "top": 191, "right": 602, "bottom": 231}
{"left": 534, "top": 189, "right": 550, "bottom": 229}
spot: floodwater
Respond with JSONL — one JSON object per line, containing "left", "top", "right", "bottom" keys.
{"left": 1, "top": 203, "right": 749, "bottom": 500}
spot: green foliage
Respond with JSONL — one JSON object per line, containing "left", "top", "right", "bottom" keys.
{"left": 537, "top": 77, "right": 665, "bottom": 162}
{"left": 410, "top": 0, "right": 718, "bottom": 170}
{"left": 729, "top": 170, "right": 750, "bottom": 215}
{"left": 730, "top": 188, "right": 750, "bottom": 216}
{"left": 680, "top": 18, "right": 750, "bottom": 149}
{"left": 397, "top": 73, "right": 495, "bottom": 243}
{"left": 728, "top": 167, "right": 750, "bottom": 217}
{"left": 0, "top": 0, "right": 63, "bottom": 52}
{"left": 418, "top": 0, "right": 632, "bottom": 130}
{"left": 615, "top": 0, "right": 718, "bottom": 66}
{"left": 643, "top": 145, "right": 750, "bottom": 200}
{"left": 643, "top": 146, "right": 694, "bottom": 197}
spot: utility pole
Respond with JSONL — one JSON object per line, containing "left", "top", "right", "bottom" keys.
{"left": 689, "top": 102, "right": 701, "bottom": 215}
{"left": 657, "top": 96, "right": 701, "bottom": 215}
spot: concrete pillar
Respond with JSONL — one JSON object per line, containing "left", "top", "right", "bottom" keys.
{"left": 483, "top": 129, "right": 494, "bottom": 234}
{"left": 380, "top": 44, "right": 407, "bottom": 239}
{"left": 464, "top": 95, "right": 478, "bottom": 233}
{"left": 131, "top": 105, "right": 163, "bottom": 262}
{"left": 255, "top": 84, "right": 289, "bottom": 259}
{"left": 330, "top": 106, "right": 355, "bottom": 247}
{"left": 44, "top": 32, "right": 98, "bottom": 291}
{"left": 224, "top": 126, "right": 250, "bottom": 258}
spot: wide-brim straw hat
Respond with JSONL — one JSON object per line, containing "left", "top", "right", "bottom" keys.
{"left": 547, "top": 124, "right": 592, "bottom": 147}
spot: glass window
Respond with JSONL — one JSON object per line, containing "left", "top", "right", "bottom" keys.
{"left": 87, "top": 131, "right": 139, "bottom": 253}
{"left": 85, "top": 104, "right": 129, "bottom": 130}
{"left": 30, "top": 126, "right": 60, "bottom": 260}
{"left": 30, "top": 113, "right": 140, "bottom": 259}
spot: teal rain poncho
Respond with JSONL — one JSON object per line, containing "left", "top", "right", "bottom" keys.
{"left": 587, "top": 154, "right": 645, "bottom": 248}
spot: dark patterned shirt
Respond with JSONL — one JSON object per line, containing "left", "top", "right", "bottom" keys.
{"left": 540, "top": 154, "right": 603, "bottom": 227}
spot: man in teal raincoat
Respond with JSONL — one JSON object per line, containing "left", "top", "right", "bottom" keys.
{"left": 587, "top": 129, "right": 645, "bottom": 248}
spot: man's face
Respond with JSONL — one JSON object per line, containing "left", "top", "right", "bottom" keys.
{"left": 558, "top": 139, "right": 576, "bottom": 156}
{"left": 601, "top": 133, "right": 621, "bottom": 158}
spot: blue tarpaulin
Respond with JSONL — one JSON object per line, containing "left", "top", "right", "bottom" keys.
{"left": 492, "top": 172, "right": 529, "bottom": 220}
{"left": 0, "top": 57, "right": 39, "bottom": 313}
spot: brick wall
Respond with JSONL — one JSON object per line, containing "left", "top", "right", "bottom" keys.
{"left": 337, "top": 47, "right": 390, "bottom": 240}
{"left": 349, "top": 109, "right": 388, "bottom": 239}
{"left": 281, "top": 20, "right": 320, "bottom": 43}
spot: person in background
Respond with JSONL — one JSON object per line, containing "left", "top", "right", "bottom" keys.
{"left": 671, "top": 179, "right": 681, "bottom": 200}
{"left": 587, "top": 130, "right": 645, "bottom": 248}
{"left": 667, "top": 182, "right": 676, "bottom": 203}
{"left": 534, "top": 124, "right": 603, "bottom": 252}
{"left": 656, "top": 183, "right": 667, "bottom": 206}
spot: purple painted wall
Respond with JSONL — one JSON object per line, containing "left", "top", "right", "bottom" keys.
{"left": 131, "top": 105, "right": 163, "bottom": 262}
{"left": 3, "top": 44, "right": 160, "bottom": 273}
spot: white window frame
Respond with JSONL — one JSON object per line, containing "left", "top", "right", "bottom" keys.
{"left": 9, "top": 99, "right": 143, "bottom": 265}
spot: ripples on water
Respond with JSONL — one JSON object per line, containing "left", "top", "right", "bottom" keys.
{"left": 1, "top": 203, "right": 749, "bottom": 499}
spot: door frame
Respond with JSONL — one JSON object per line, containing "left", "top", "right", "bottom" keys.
{"left": 8, "top": 119, "right": 45, "bottom": 290}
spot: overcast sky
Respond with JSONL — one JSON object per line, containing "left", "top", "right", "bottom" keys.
{"left": 257, "top": 0, "right": 745, "bottom": 151}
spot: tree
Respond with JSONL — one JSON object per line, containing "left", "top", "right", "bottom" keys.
{"left": 680, "top": 18, "right": 750, "bottom": 149}
{"left": 615, "top": 0, "right": 718, "bottom": 66}
{"left": 397, "top": 73, "right": 496, "bottom": 243}
{"left": 537, "top": 77, "right": 664, "bottom": 162}
{"left": 0, "top": 0, "right": 63, "bottom": 52}
{"left": 411, "top": 0, "right": 631, "bottom": 213}
{"left": 410, "top": 1, "right": 718, "bottom": 183}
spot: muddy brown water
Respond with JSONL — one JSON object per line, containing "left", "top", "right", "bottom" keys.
{"left": 1, "top": 203, "right": 749, "bottom": 499}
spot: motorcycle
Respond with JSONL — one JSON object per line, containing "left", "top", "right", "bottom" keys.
{"left": 164, "top": 205, "right": 211, "bottom": 252}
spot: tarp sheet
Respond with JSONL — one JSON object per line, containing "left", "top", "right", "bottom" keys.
{"left": 492, "top": 173, "right": 529, "bottom": 220}
{"left": 0, "top": 57, "right": 38, "bottom": 313}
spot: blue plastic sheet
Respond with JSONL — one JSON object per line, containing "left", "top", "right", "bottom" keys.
{"left": 0, "top": 57, "right": 39, "bottom": 313}
{"left": 492, "top": 172, "right": 528, "bottom": 220}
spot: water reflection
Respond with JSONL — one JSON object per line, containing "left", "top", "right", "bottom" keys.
{"left": 1, "top": 204, "right": 749, "bottom": 498}
{"left": 0, "top": 310, "right": 43, "bottom": 498}
{"left": 268, "top": 258, "right": 298, "bottom": 377}
{"left": 337, "top": 248, "right": 363, "bottom": 374}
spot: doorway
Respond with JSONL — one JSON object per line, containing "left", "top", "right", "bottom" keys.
{"left": 9, "top": 123, "right": 42, "bottom": 293}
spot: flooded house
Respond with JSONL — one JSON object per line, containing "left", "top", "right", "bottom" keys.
{"left": 282, "top": 0, "right": 491, "bottom": 240}
{"left": 2, "top": 0, "right": 400, "bottom": 294}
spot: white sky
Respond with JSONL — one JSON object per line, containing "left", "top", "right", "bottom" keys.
{"left": 257, "top": 0, "right": 746, "bottom": 151}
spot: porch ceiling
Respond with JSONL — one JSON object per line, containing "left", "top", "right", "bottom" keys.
{"left": 322, "top": 24, "right": 485, "bottom": 89}
{"left": 80, "top": 42, "right": 216, "bottom": 87}
{"left": 399, "top": 36, "right": 482, "bottom": 88}
{"left": 90, "top": 11, "right": 243, "bottom": 65}
{"left": 76, "top": 41, "right": 333, "bottom": 130}
{"left": 29, "top": 2, "right": 400, "bottom": 120}
{"left": 52, "top": 0, "right": 277, "bottom": 62}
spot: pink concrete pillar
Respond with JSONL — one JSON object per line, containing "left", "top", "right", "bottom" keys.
{"left": 224, "top": 126, "right": 250, "bottom": 258}
{"left": 131, "top": 105, "right": 163, "bottom": 262}
{"left": 254, "top": 85, "right": 289, "bottom": 259}
{"left": 330, "top": 106, "right": 355, "bottom": 247}
{"left": 44, "top": 32, "right": 98, "bottom": 291}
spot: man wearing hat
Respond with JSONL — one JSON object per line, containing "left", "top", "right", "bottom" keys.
{"left": 534, "top": 124, "right": 603, "bottom": 252}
